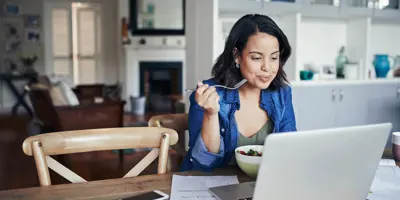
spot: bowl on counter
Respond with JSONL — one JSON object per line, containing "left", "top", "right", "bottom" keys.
{"left": 300, "top": 70, "right": 314, "bottom": 80}
{"left": 235, "top": 145, "right": 264, "bottom": 178}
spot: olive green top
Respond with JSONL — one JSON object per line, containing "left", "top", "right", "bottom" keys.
{"left": 229, "top": 120, "right": 274, "bottom": 166}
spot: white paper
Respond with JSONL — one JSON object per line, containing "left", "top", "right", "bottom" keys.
{"left": 170, "top": 175, "right": 239, "bottom": 200}
{"left": 367, "top": 166, "right": 400, "bottom": 200}
{"left": 379, "top": 159, "right": 397, "bottom": 167}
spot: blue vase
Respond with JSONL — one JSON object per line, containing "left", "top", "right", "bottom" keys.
{"left": 373, "top": 54, "right": 391, "bottom": 78}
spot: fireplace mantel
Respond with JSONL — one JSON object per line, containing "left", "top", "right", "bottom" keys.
{"left": 124, "top": 46, "right": 186, "bottom": 111}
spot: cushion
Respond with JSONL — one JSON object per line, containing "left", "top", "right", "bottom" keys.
{"left": 58, "top": 81, "right": 80, "bottom": 106}
{"left": 49, "top": 83, "right": 68, "bottom": 106}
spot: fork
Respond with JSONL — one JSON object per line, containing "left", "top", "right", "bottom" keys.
{"left": 185, "top": 79, "right": 247, "bottom": 92}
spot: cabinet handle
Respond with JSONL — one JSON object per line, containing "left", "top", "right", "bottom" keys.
{"left": 332, "top": 89, "right": 336, "bottom": 102}
{"left": 397, "top": 87, "right": 400, "bottom": 99}
{"left": 339, "top": 90, "right": 344, "bottom": 102}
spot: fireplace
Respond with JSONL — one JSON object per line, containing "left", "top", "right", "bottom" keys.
{"left": 139, "top": 61, "right": 183, "bottom": 112}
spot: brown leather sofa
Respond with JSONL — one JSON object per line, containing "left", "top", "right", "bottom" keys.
{"left": 27, "top": 76, "right": 125, "bottom": 133}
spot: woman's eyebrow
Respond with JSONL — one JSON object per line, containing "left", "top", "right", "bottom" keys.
{"left": 270, "top": 50, "right": 279, "bottom": 55}
{"left": 249, "top": 51, "right": 263, "bottom": 55}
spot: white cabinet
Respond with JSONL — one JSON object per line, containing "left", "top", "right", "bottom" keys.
{"left": 366, "top": 83, "right": 400, "bottom": 147}
{"left": 292, "top": 85, "right": 337, "bottom": 131}
{"left": 292, "top": 82, "right": 400, "bottom": 142}
{"left": 292, "top": 84, "right": 371, "bottom": 131}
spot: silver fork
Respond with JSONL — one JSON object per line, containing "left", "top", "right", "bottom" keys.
{"left": 185, "top": 79, "right": 247, "bottom": 92}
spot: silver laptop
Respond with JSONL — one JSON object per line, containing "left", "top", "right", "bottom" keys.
{"left": 209, "top": 123, "right": 392, "bottom": 200}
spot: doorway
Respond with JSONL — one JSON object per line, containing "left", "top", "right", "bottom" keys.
{"left": 44, "top": 1, "right": 103, "bottom": 86}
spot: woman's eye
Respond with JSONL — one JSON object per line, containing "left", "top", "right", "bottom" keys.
{"left": 271, "top": 57, "right": 278, "bottom": 61}
{"left": 252, "top": 57, "right": 262, "bottom": 60}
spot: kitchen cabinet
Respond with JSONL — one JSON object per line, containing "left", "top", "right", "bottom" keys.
{"left": 292, "top": 82, "right": 400, "bottom": 142}
{"left": 292, "top": 84, "right": 371, "bottom": 131}
{"left": 365, "top": 83, "right": 400, "bottom": 147}
{"left": 292, "top": 85, "right": 337, "bottom": 131}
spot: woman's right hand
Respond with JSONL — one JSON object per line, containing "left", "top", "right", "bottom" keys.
{"left": 195, "top": 81, "right": 220, "bottom": 115}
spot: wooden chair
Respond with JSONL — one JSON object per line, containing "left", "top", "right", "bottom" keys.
{"left": 22, "top": 127, "right": 178, "bottom": 186}
{"left": 148, "top": 114, "right": 188, "bottom": 169}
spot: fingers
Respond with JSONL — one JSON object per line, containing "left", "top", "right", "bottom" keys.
{"left": 197, "top": 80, "right": 204, "bottom": 87}
{"left": 204, "top": 91, "right": 219, "bottom": 109}
{"left": 202, "top": 86, "right": 216, "bottom": 99}
{"left": 196, "top": 83, "right": 208, "bottom": 96}
{"left": 196, "top": 85, "right": 218, "bottom": 107}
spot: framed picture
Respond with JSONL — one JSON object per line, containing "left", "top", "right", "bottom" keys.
{"left": 3, "top": 18, "right": 23, "bottom": 53}
{"left": 25, "top": 28, "right": 41, "bottom": 44}
{"left": 3, "top": 19, "right": 23, "bottom": 40}
{"left": 3, "top": 3, "right": 21, "bottom": 16}
{"left": 129, "top": 0, "right": 185, "bottom": 36}
{"left": 24, "top": 15, "right": 41, "bottom": 28}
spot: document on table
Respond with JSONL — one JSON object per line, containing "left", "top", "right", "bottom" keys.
{"left": 379, "top": 159, "right": 397, "bottom": 167}
{"left": 170, "top": 175, "right": 239, "bottom": 200}
{"left": 367, "top": 165, "right": 400, "bottom": 200}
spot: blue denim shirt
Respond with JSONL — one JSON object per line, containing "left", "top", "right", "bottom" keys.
{"left": 180, "top": 78, "right": 297, "bottom": 172}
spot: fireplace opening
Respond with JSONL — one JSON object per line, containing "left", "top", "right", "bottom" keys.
{"left": 139, "top": 61, "right": 183, "bottom": 113}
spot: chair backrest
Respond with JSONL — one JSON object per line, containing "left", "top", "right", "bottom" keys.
{"left": 22, "top": 127, "right": 178, "bottom": 186}
{"left": 148, "top": 114, "right": 188, "bottom": 156}
{"left": 148, "top": 113, "right": 188, "bottom": 132}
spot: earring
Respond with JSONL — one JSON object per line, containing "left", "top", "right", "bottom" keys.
{"left": 235, "top": 63, "right": 240, "bottom": 69}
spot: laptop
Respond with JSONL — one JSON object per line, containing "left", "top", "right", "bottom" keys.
{"left": 209, "top": 123, "right": 392, "bottom": 200}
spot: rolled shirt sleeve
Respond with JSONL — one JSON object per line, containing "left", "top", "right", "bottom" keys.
{"left": 191, "top": 134, "right": 225, "bottom": 167}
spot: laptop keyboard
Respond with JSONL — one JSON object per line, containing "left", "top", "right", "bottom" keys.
{"left": 238, "top": 198, "right": 253, "bottom": 200}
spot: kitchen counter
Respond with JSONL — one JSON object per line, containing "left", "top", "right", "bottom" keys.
{"left": 291, "top": 78, "right": 400, "bottom": 87}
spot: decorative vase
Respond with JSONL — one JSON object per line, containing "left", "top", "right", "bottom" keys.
{"left": 373, "top": 54, "right": 391, "bottom": 78}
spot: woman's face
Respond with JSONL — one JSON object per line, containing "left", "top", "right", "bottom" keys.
{"left": 235, "top": 32, "right": 280, "bottom": 89}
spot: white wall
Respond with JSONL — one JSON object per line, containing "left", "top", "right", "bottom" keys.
{"left": 298, "top": 18, "right": 347, "bottom": 70}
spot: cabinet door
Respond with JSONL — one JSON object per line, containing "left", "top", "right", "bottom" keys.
{"left": 366, "top": 83, "right": 400, "bottom": 148}
{"left": 292, "top": 85, "right": 337, "bottom": 131}
{"left": 335, "top": 85, "right": 370, "bottom": 128}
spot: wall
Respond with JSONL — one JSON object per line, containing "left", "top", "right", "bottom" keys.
{"left": 298, "top": 18, "right": 347, "bottom": 70}
{"left": 1, "top": 0, "right": 44, "bottom": 108}
{"left": 0, "top": 0, "right": 119, "bottom": 109}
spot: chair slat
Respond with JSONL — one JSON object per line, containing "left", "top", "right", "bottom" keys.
{"left": 46, "top": 156, "right": 87, "bottom": 183}
{"left": 124, "top": 148, "right": 160, "bottom": 178}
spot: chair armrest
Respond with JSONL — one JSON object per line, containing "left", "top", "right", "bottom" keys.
{"left": 55, "top": 101, "right": 125, "bottom": 131}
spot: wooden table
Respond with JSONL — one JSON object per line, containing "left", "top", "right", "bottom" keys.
{"left": 0, "top": 149, "right": 398, "bottom": 200}
{"left": 0, "top": 167, "right": 253, "bottom": 200}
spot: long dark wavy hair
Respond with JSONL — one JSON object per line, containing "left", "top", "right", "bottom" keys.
{"left": 211, "top": 14, "right": 291, "bottom": 90}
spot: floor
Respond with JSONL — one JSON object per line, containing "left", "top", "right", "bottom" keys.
{"left": 0, "top": 113, "right": 182, "bottom": 191}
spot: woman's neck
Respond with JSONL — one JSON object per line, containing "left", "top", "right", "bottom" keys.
{"left": 238, "top": 82, "right": 261, "bottom": 100}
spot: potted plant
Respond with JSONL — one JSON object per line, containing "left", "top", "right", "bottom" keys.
{"left": 20, "top": 54, "right": 38, "bottom": 74}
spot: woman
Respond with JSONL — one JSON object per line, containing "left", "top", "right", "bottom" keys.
{"left": 181, "top": 14, "right": 297, "bottom": 171}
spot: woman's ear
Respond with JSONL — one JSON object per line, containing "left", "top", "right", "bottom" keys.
{"left": 233, "top": 48, "right": 240, "bottom": 64}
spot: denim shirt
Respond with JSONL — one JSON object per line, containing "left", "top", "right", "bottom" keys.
{"left": 180, "top": 78, "right": 297, "bottom": 172}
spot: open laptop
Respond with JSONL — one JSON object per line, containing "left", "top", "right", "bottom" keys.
{"left": 209, "top": 123, "right": 392, "bottom": 200}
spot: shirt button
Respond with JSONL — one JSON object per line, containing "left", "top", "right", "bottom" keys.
{"left": 221, "top": 128, "right": 225, "bottom": 132}
{"left": 190, "top": 158, "right": 193, "bottom": 162}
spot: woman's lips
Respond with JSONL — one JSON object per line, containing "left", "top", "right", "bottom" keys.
{"left": 257, "top": 75, "right": 271, "bottom": 82}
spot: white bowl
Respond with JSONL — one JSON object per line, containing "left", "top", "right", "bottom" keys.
{"left": 234, "top": 145, "right": 263, "bottom": 177}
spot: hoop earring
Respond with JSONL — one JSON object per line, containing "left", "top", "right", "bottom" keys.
{"left": 235, "top": 63, "right": 240, "bottom": 69}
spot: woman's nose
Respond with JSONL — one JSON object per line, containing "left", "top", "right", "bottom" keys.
{"left": 261, "top": 62, "right": 270, "bottom": 72}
